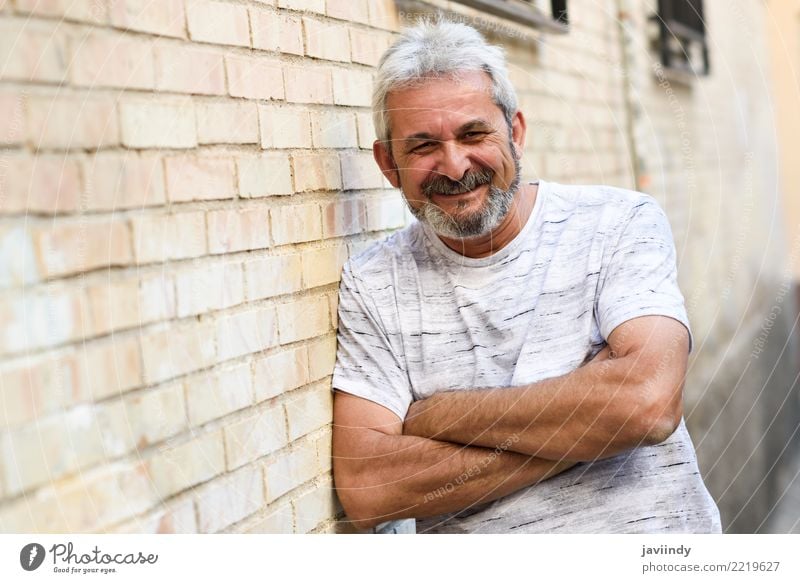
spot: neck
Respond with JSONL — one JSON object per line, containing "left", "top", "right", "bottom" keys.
{"left": 436, "top": 182, "right": 539, "bottom": 258}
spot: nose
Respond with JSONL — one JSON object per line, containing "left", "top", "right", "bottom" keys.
{"left": 435, "top": 140, "right": 471, "bottom": 182}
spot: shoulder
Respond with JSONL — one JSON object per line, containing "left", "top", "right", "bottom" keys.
{"left": 546, "top": 180, "right": 657, "bottom": 214}
{"left": 342, "top": 221, "right": 422, "bottom": 286}
{"left": 543, "top": 181, "right": 668, "bottom": 236}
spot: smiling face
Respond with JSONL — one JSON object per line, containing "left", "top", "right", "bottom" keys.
{"left": 373, "top": 70, "right": 527, "bottom": 240}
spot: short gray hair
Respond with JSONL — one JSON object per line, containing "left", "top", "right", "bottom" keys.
{"left": 372, "top": 19, "right": 518, "bottom": 145}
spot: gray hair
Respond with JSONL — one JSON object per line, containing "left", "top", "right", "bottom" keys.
{"left": 372, "top": 19, "right": 518, "bottom": 145}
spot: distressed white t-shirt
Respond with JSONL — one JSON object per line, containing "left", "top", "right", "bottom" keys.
{"left": 332, "top": 179, "right": 721, "bottom": 534}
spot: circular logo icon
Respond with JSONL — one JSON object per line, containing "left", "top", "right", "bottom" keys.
{"left": 20, "top": 543, "right": 46, "bottom": 571}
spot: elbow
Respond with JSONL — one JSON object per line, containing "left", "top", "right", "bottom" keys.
{"left": 639, "top": 384, "right": 683, "bottom": 446}
{"left": 333, "top": 467, "right": 390, "bottom": 531}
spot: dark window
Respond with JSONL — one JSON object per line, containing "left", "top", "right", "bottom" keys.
{"left": 449, "top": 0, "right": 569, "bottom": 33}
{"left": 653, "top": 0, "right": 710, "bottom": 75}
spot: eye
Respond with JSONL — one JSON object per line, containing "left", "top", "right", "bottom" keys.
{"left": 410, "top": 141, "right": 435, "bottom": 153}
{"left": 462, "top": 131, "right": 487, "bottom": 140}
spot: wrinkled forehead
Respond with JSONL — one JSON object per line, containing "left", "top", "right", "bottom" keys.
{"left": 384, "top": 70, "right": 503, "bottom": 137}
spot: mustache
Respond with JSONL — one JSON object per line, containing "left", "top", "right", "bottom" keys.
{"left": 421, "top": 167, "right": 494, "bottom": 197}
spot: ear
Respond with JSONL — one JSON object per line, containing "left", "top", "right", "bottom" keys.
{"left": 510, "top": 110, "right": 527, "bottom": 158}
{"left": 373, "top": 140, "right": 401, "bottom": 188}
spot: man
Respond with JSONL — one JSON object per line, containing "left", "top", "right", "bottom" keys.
{"left": 331, "top": 20, "right": 721, "bottom": 534}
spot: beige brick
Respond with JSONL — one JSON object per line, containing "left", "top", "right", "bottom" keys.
{"left": 258, "top": 105, "right": 312, "bottom": 149}
{"left": 246, "top": 501, "right": 294, "bottom": 533}
{"left": 291, "top": 152, "right": 341, "bottom": 191}
{"left": 313, "top": 426, "right": 332, "bottom": 472}
{"left": 140, "top": 322, "right": 216, "bottom": 384}
{"left": 78, "top": 335, "right": 143, "bottom": 401}
{"left": 265, "top": 443, "right": 318, "bottom": 502}
{"left": 226, "top": 55, "right": 284, "bottom": 100}
{"left": 367, "top": 193, "right": 406, "bottom": 231}
{"left": 301, "top": 243, "right": 347, "bottom": 289}
{"left": 0, "top": 351, "right": 83, "bottom": 430}
{"left": 0, "top": 403, "right": 126, "bottom": 495}
{"left": 303, "top": 17, "right": 350, "bottom": 62}
{"left": 326, "top": 0, "right": 370, "bottom": 24}
{"left": 250, "top": 9, "right": 303, "bottom": 55}
{"left": 207, "top": 208, "right": 271, "bottom": 254}
{"left": 277, "top": 295, "right": 329, "bottom": 344}
{"left": 244, "top": 253, "right": 302, "bottom": 301}
{"left": 5, "top": 156, "right": 83, "bottom": 214}
{"left": 223, "top": 405, "right": 287, "bottom": 470}
{"left": 0, "top": 288, "right": 89, "bottom": 354}
{"left": 0, "top": 20, "right": 69, "bottom": 83}
{"left": 311, "top": 109, "right": 358, "bottom": 149}
{"left": 68, "top": 30, "right": 155, "bottom": 90}
{"left": 284, "top": 65, "right": 332, "bottom": 104}
{"left": 196, "top": 465, "right": 264, "bottom": 533}
{"left": 83, "top": 153, "right": 166, "bottom": 211}
{"left": 196, "top": 100, "right": 259, "bottom": 145}
{"left": 292, "top": 480, "right": 338, "bottom": 532}
{"left": 0, "top": 225, "right": 39, "bottom": 289}
{"left": 253, "top": 345, "right": 308, "bottom": 401}
{"left": 111, "top": 498, "right": 197, "bottom": 533}
{"left": 328, "top": 291, "right": 339, "bottom": 328}
{"left": 0, "top": 92, "right": 27, "bottom": 146}
{"left": 165, "top": 156, "right": 236, "bottom": 202}
{"left": 277, "top": 0, "right": 325, "bottom": 14}
{"left": 147, "top": 431, "right": 225, "bottom": 498}
{"left": 34, "top": 220, "right": 132, "bottom": 279}
{"left": 132, "top": 211, "right": 207, "bottom": 264}
{"left": 175, "top": 262, "right": 243, "bottom": 318}
{"left": 27, "top": 94, "right": 119, "bottom": 150}
{"left": 307, "top": 334, "right": 336, "bottom": 382}
{"left": 0, "top": 461, "right": 159, "bottom": 533}
{"left": 120, "top": 98, "right": 197, "bottom": 149}
{"left": 155, "top": 44, "right": 226, "bottom": 95}
{"left": 341, "top": 152, "right": 385, "bottom": 190}
{"left": 186, "top": 362, "right": 253, "bottom": 426}
{"left": 109, "top": 0, "right": 186, "bottom": 38}
{"left": 122, "top": 382, "right": 187, "bottom": 450}
{"left": 284, "top": 384, "right": 333, "bottom": 441}
{"left": 237, "top": 153, "right": 294, "bottom": 197}
{"left": 270, "top": 203, "right": 322, "bottom": 245}
{"left": 367, "top": 0, "right": 400, "bottom": 31}
{"left": 187, "top": 0, "right": 250, "bottom": 47}
{"left": 321, "top": 197, "right": 367, "bottom": 238}
{"left": 15, "top": 0, "right": 106, "bottom": 23}
{"left": 88, "top": 273, "right": 175, "bottom": 335}
{"left": 349, "top": 27, "right": 389, "bottom": 67}
{"left": 356, "top": 111, "right": 376, "bottom": 149}
{"left": 215, "top": 307, "right": 279, "bottom": 362}
{"left": 332, "top": 68, "right": 372, "bottom": 106}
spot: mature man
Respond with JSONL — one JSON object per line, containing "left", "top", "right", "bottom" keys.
{"left": 331, "top": 20, "right": 721, "bottom": 534}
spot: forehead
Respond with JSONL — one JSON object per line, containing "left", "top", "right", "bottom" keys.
{"left": 385, "top": 70, "right": 503, "bottom": 138}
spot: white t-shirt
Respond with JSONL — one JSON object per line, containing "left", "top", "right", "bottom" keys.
{"left": 332, "top": 179, "right": 721, "bottom": 533}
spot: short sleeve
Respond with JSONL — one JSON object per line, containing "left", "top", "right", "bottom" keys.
{"left": 595, "top": 197, "right": 694, "bottom": 352}
{"left": 331, "top": 261, "right": 414, "bottom": 420}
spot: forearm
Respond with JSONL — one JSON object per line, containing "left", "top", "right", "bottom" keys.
{"left": 404, "top": 354, "right": 677, "bottom": 462}
{"left": 334, "top": 430, "right": 574, "bottom": 530}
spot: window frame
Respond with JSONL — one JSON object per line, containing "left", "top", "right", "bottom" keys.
{"left": 449, "top": 0, "right": 569, "bottom": 33}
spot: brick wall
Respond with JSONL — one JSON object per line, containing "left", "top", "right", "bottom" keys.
{"left": 1, "top": 0, "right": 796, "bottom": 534}
{"left": 0, "top": 0, "right": 405, "bottom": 533}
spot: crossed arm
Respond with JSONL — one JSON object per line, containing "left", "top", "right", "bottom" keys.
{"left": 332, "top": 315, "right": 689, "bottom": 529}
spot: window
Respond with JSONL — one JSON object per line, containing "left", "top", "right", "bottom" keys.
{"left": 450, "top": 0, "right": 569, "bottom": 33}
{"left": 652, "top": 0, "right": 710, "bottom": 76}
